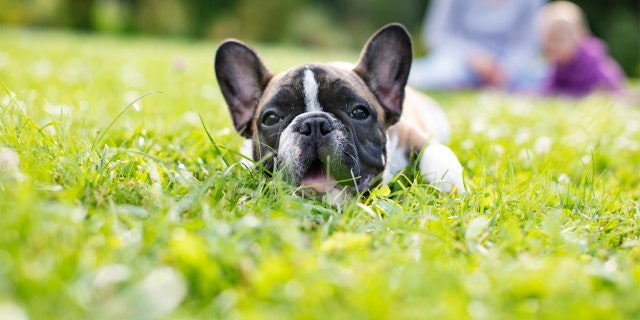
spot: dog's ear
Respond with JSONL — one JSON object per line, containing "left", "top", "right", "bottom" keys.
{"left": 215, "top": 40, "right": 273, "bottom": 138}
{"left": 354, "top": 23, "right": 412, "bottom": 126}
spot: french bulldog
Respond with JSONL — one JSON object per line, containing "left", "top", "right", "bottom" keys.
{"left": 214, "top": 23, "right": 465, "bottom": 199}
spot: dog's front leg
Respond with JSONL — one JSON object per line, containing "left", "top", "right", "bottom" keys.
{"left": 419, "top": 143, "right": 465, "bottom": 194}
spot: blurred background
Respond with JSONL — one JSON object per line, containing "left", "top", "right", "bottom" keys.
{"left": 1, "top": 0, "right": 638, "bottom": 77}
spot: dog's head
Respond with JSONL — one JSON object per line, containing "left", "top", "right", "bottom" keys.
{"left": 214, "top": 23, "right": 412, "bottom": 195}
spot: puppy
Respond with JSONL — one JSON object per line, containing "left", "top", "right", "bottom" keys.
{"left": 214, "top": 23, "right": 464, "bottom": 199}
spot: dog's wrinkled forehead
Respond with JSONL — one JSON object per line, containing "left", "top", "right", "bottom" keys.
{"left": 258, "top": 64, "right": 382, "bottom": 116}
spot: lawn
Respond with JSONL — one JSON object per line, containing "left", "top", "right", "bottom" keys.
{"left": 1, "top": 27, "right": 639, "bottom": 319}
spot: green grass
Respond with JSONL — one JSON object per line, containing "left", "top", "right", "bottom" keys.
{"left": 1, "top": 27, "right": 639, "bottom": 319}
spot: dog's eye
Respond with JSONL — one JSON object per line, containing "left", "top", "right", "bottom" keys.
{"left": 261, "top": 112, "right": 282, "bottom": 126}
{"left": 350, "top": 106, "right": 370, "bottom": 120}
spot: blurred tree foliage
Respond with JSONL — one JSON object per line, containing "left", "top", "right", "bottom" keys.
{"left": 1, "top": 0, "right": 638, "bottom": 76}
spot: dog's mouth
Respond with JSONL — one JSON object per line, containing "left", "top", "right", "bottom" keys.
{"left": 300, "top": 158, "right": 337, "bottom": 193}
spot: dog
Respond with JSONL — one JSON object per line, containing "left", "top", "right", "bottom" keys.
{"left": 214, "top": 23, "right": 465, "bottom": 200}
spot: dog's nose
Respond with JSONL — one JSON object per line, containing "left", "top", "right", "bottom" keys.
{"left": 298, "top": 116, "right": 333, "bottom": 137}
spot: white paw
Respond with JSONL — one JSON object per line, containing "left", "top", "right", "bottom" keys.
{"left": 419, "top": 143, "right": 465, "bottom": 194}
{"left": 239, "top": 139, "right": 254, "bottom": 168}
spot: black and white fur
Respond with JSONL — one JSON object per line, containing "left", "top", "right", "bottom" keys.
{"left": 215, "top": 23, "right": 465, "bottom": 199}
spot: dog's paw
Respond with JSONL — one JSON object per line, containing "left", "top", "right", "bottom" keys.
{"left": 419, "top": 143, "right": 465, "bottom": 194}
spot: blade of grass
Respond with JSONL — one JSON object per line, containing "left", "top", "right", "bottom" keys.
{"left": 91, "top": 91, "right": 161, "bottom": 152}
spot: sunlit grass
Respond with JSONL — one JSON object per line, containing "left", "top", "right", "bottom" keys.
{"left": 1, "top": 27, "right": 639, "bottom": 319}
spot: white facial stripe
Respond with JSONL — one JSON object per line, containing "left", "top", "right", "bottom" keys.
{"left": 303, "top": 68, "right": 322, "bottom": 112}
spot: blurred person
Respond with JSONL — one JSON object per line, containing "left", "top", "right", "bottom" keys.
{"left": 539, "top": 1, "right": 625, "bottom": 97}
{"left": 408, "top": 0, "right": 546, "bottom": 91}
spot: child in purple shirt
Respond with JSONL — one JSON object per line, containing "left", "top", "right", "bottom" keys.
{"left": 540, "top": 1, "right": 625, "bottom": 97}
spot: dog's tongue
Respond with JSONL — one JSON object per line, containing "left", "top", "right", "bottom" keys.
{"left": 301, "top": 162, "right": 337, "bottom": 193}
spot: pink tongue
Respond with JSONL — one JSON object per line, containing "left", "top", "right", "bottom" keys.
{"left": 301, "top": 171, "right": 337, "bottom": 193}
